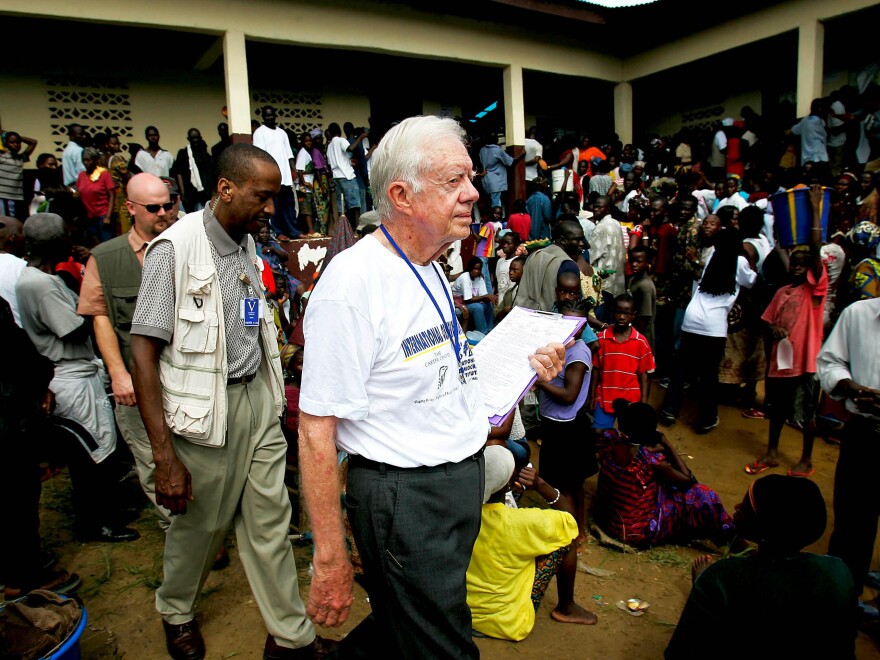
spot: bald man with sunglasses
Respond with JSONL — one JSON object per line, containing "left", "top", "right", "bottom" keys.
{"left": 78, "top": 172, "right": 173, "bottom": 527}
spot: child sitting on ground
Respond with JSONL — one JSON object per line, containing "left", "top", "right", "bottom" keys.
{"left": 452, "top": 257, "right": 498, "bottom": 335}
{"left": 589, "top": 293, "right": 655, "bottom": 431}
{"left": 666, "top": 475, "right": 854, "bottom": 658}
{"left": 595, "top": 400, "right": 734, "bottom": 548}
{"left": 466, "top": 445, "right": 596, "bottom": 642}
{"left": 746, "top": 186, "right": 828, "bottom": 477}
{"left": 534, "top": 299, "right": 595, "bottom": 542}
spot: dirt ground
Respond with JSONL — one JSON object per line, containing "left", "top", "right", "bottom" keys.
{"left": 37, "top": 385, "right": 880, "bottom": 659}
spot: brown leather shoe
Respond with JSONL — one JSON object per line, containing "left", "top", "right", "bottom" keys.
{"left": 163, "top": 619, "right": 205, "bottom": 660}
{"left": 263, "top": 634, "right": 339, "bottom": 659}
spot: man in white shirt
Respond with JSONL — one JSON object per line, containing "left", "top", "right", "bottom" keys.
{"left": 827, "top": 94, "right": 847, "bottom": 176}
{"left": 591, "top": 196, "right": 626, "bottom": 298}
{"left": 326, "top": 122, "right": 366, "bottom": 230}
{"left": 298, "top": 115, "right": 565, "bottom": 658}
{"left": 524, "top": 126, "right": 543, "bottom": 182}
{"left": 134, "top": 126, "right": 174, "bottom": 178}
{"left": 253, "top": 106, "right": 300, "bottom": 239}
{"left": 817, "top": 297, "right": 880, "bottom": 608}
{"left": 0, "top": 216, "right": 25, "bottom": 325}
{"left": 708, "top": 119, "right": 730, "bottom": 182}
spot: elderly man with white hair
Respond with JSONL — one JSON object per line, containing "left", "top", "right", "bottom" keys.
{"left": 16, "top": 212, "right": 139, "bottom": 543}
{"left": 299, "top": 116, "right": 566, "bottom": 658}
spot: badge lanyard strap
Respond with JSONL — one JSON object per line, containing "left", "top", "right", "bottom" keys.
{"left": 379, "top": 225, "right": 464, "bottom": 374}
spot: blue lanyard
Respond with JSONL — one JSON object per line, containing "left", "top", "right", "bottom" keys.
{"left": 379, "top": 225, "right": 464, "bottom": 375}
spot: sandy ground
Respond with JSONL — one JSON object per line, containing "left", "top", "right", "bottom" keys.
{"left": 36, "top": 386, "right": 880, "bottom": 659}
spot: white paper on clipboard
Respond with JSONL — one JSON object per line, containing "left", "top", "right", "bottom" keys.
{"left": 472, "top": 306, "right": 585, "bottom": 424}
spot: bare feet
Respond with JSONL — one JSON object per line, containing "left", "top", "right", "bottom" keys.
{"left": 550, "top": 602, "right": 598, "bottom": 625}
{"left": 691, "top": 554, "right": 716, "bottom": 584}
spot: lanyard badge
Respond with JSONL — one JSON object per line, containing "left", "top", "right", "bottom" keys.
{"left": 379, "top": 225, "right": 466, "bottom": 381}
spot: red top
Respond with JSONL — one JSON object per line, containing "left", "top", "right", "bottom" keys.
{"left": 650, "top": 222, "right": 678, "bottom": 276}
{"left": 76, "top": 169, "right": 114, "bottom": 218}
{"left": 595, "top": 327, "right": 655, "bottom": 412}
{"left": 762, "top": 264, "right": 828, "bottom": 377}
{"left": 507, "top": 213, "right": 532, "bottom": 241}
{"left": 596, "top": 429, "right": 663, "bottom": 545}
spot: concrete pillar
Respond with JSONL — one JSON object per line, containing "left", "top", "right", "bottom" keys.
{"left": 796, "top": 20, "right": 824, "bottom": 118}
{"left": 614, "top": 82, "right": 633, "bottom": 146}
{"left": 503, "top": 64, "right": 526, "bottom": 209}
{"left": 223, "top": 30, "right": 252, "bottom": 143}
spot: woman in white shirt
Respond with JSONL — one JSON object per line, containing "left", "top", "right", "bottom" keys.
{"left": 661, "top": 229, "right": 757, "bottom": 432}
{"left": 451, "top": 257, "right": 498, "bottom": 335}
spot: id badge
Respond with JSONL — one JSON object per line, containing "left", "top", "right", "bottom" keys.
{"left": 241, "top": 298, "right": 261, "bottom": 326}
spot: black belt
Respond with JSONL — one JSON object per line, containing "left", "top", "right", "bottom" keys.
{"left": 227, "top": 372, "right": 257, "bottom": 386}
{"left": 348, "top": 447, "right": 484, "bottom": 474}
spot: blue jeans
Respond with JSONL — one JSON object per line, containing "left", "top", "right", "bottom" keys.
{"left": 466, "top": 301, "right": 494, "bottom": 334}
{"left": 334, "top": 177, "right": 361, "bottom": 211}
{"left": 476, "top": 257, "right": 493, "bottom": 295}
{"left": 488, "top": 191, "right": 502, "bottom": 207}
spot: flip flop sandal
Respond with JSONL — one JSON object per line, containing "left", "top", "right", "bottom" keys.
{"left": 787, "top": 467, "right": 816, "bottom": 477}
{"left": 744, "top": 461, "right": 772, "bottom": 475}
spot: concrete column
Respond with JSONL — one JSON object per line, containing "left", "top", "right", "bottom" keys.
{"left": 796, "top": 20, "right": 824, "bottom": 118}
{"left": 503, "top": 64, "right": 526, "bottom": 209}
{"left": 223, "top": 30, "right": 252, "bottom": 143}
{"left": 614, "top": 82, "right": 633, "bottom": 146}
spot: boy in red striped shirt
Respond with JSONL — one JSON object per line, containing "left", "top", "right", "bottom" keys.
{"left": 589, "top": 293, "right": 655, "bottom": 430}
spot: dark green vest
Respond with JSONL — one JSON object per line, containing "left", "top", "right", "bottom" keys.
{"left": 91, "top": 233, "right": 143, "bottom": 370}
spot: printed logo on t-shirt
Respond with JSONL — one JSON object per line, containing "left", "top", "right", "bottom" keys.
{"left": 400, "top": 321, "right": 478, "bottom": 406}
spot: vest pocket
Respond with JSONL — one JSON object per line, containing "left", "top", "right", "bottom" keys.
{"left": 186, "top": 264, "right": 215, "bottom": 295}
{"left": 177, "top": 308, "right": 219, "bottom": 353}
{"left": 162, "top": 386, "right": 214, "bottom": 440}
{"left": 110, "top": 285, "right": 140, "bottom": 331}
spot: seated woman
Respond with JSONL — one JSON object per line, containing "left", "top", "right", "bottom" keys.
{"left": 594, "top": 399, "right": 734, "bottom": 548}
{"left": 665, "top": 475, "right": 855, "bottom": 659}
{"left": 466, "top": 445, "right": 596, "bottom": 642}
{"left": 451, "top": 256, "right": 497, "bottom": 334}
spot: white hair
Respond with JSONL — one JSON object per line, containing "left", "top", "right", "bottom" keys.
{"left": 24, "top": 213, "right": 66, "bottom": 246}
{"left": 370, "top": 116, "right": 467, "bottom": 221}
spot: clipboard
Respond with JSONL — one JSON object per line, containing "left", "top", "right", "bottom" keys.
{"left": 471, "top": 306, "right": 586, "bottom": 425}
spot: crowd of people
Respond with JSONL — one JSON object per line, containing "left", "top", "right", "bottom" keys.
{"left": 2, "top": 84, "right": 880, "bottom": 658}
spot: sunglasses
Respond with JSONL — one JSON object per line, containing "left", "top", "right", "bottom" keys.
{"left": 130, "top": 200, "right": 175, "bottom": 213}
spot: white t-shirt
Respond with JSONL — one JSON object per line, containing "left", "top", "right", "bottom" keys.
{"left": 495, "top": 257, "right": 514, "bottom": 299}
{"left": 682, "top": 254, "right": 756, "bottom": 337}
{"left": 301, "top": 235, "right": 488, "bottom": 467}
{"left": 252, "top": 126, "right": 294, "bottom": 187}
{"left": 134, "top": 149, "right": 174, "bottom": 178}
{"left": 827, "top": 100, "right": 846, "bottom": 149}
{"left": 0, "top": 252, "right": 27, "bottom": 326}
{"left": 715, "top": 194, "right": 748, "bottom": 212}
{"left": 452, "top": 271, "right": 489, "bottom": 301}
{"left": 327, "top": 136, "right": 355, "bottom": 180}
{"left": 524, "top": 138, "right": 543, "bottom": 181}
{"left": 295, "top": 147, "right": 314, "bottom": 187}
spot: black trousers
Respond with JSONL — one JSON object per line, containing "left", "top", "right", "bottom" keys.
{"left": 340, "top": 453, "right": 484, "bottom": 659}
{"left": 828, "top": 414, "right": 880, "bottom": 600}
{"left": 0, "top": 427, "right": 43, "bottom": 586}
{"left": 662, "top": 331, "right": 727, "bottom": 427}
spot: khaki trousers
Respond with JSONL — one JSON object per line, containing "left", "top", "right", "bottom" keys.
{"left": 156, "top": 371, "right": 315, "bottom": 649}
{"left": 115, "top": 403, "right": 172, "bottom": 528}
